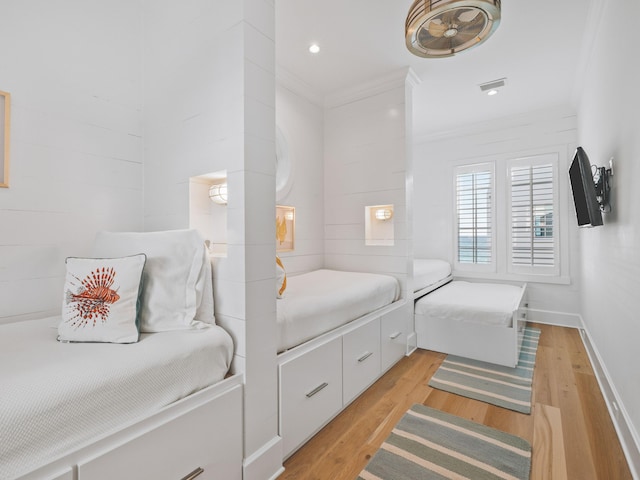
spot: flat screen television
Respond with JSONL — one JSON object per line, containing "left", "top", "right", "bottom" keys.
{"left": 569, "top": 147, "right": 603, "bottom": 227}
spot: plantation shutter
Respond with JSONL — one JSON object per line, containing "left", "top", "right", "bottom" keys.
{"left": 456, "top": 165, "right": 493, "bottom": 267}
{"left": 509, "top": 159, "right": 557, "bottom": 272}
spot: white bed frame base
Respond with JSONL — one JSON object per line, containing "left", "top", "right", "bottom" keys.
{"left": 277, "top": 300, "right": 411, "bottom": 460}
{"left": 416, "top": 283, "right": 528, "bottom": 368}
{"left": 16, "top": 374, "right": 244, "bottom": 480}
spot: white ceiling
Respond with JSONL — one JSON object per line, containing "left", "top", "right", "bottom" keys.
{"left": 276, "top": 0, "right": 595, "bottom": 137}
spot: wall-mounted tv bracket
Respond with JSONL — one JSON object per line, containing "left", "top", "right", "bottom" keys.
{"left": 593, "top": 160, "right": 613, "bottom": 212}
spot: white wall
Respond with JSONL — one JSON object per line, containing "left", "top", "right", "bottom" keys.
{"left": 0, "top": 1, "right": 144, "bottom": 324}
{"left": 577, "top": 0, "right": 640, "bottom": 470}
{"left": 323, "top": 71, "right": 411, "bottom": 300}
{"left": 143, "top": 1, "right": 281, "bottom": 476}
{"left": 413, "top": 107, "right": 582, "bottom": 323}
{"left": 275, "top": 84, "right": 324, "bottom": 275}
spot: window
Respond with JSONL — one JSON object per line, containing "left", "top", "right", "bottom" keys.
{"left": 508, "top": 154, "right": 559, "bottom": 275}
{"left": 455, "top": 163, "right": 494, "bottom": 271}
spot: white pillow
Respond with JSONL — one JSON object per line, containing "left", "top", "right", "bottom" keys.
{"left": 276, "top": 256, "right": 287, "bottom": 298}
{"left": 92, "top": 229, "right": 214, "bottom": 332}
{"left": 58, "top": 254, "right": 146, "bottom": 343}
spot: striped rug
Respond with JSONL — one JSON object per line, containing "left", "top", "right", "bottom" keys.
{"left": 428, "top": 327, "right": 541, "bottom": 414}
{"left": 358, "top": 404, "right": 531, "bottom": 480}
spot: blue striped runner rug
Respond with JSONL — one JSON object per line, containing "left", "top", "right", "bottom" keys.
{"left": 358, "top": 404, "right": 531, "bottom": 480}
{"left": 428, "top": 327, "right": 541, "bottom": 414}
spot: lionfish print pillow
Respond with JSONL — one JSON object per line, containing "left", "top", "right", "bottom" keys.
{"left": 58, "top": 254, "right": 146, "bottom": 344}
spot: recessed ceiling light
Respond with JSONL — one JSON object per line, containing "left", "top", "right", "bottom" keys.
{"left": 487, "top": 89, "right": 498, "bottom": 96}
{"left": 309, "top": 43, "right": 320, "bottom": 54}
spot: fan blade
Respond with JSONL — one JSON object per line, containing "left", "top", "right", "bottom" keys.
{"left": 426, "top": 36, "right": 455, "bottom": 51}
{"left": 451, "top": 31, "right": 479, "bottom": 46}
{"left": 458, "top": 11, "right": 485, "bottom": 30}
{"left": 427, "top": 20, "right": 446, "bottom": 38}
{"left": 457, "top": 8, "right": 480, "bottom": 23}
{"left": 441, "top": 11, "right": 456, "bottom": 25}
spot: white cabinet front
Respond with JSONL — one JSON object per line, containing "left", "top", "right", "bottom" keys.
{"left": 342, "top": 318, "right": 381, "bottom": 404}
{"left": 279, "top": 337, "right": 343, "bottom": 458}
{"left": 78, "top": 385, "right": 243, "bottom": 480}
{"left": 381, "top": 307, "right": 408, "bottom": 372}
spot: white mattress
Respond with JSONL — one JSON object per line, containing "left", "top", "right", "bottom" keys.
{"left": 277, "top": 269, "right": 400, "bottom": 352}
{"left": 414, "top": 281, "right": 523, "bottom": 327}
{"left": 413, "top": 258, "right": 452, "bottom": 292}
{"left": 0, "top": 317, "right": 233, "bottom": 480}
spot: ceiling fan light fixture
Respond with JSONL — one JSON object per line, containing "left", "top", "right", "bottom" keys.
{"left": 406, "top": 0, "right": 501, "bottom": 58}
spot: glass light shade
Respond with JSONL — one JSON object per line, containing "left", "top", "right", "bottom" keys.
{"left": 375, "top": 208, "right": 393, "bottom": 221}
{"left": 209, "top": 183, "right": 228, "bottom": 205}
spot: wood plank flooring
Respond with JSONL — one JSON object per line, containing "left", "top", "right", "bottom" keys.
{"left": 279, "top": 323, "right": 633, "bottom": 479}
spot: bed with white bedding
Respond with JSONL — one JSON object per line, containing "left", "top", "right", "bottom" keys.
{"left": 275, "top": 268, "right": 406, "bottom": 459}
{"left": 2, "top": 229, "right": 242, "bottom": 480}
{"left": 413, "top": 258, "right": 453, "bottom": 298}
{"left": 0, "top": 317, "right": 233, "bottom": 480}
{"left": 276, "top": 269, "right": 401, "bottom": 352}
{"left": 415, "top": 280, "right": 528, "bottom": 367}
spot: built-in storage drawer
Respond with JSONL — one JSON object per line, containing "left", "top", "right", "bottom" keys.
{"left": 381, "top": 306, "right": 408, "bottom": 372}
{"left": 343, "top": 317, "right": 381, "bottom": 404}
{"left": 279, "top": 337, "right": 343, "bottom": 458}
{"left": 78, "top": 384, "right": 243, "bottom": 480}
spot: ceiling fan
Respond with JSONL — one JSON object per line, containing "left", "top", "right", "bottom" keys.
{"left": 406, "top": 0, "right": 501, "bottom": 58}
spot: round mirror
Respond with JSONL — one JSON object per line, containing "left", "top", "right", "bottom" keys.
{"left": 276, "top": 126, "right": 293, "bottom": 201}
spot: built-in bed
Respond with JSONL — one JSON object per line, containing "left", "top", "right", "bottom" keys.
{"left": 413, "top": 258, "right": 453, "bottom": 298}
{"left": 413, "top": 259, "right": 528, "bottom": 368}
{"left": 275, "top": 268, "right": 408, "bottom": 458}
{"left": 1, "top": 230, "right": 242, "bottom": 480}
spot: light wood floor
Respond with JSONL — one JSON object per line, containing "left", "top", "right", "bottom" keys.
{"left": 279, "top": 323, "right": 633, "bottom": 479}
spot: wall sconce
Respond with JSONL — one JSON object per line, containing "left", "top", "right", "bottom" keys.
{"left": 209, "top": 183, "right": 228, "bottom": 205}
{"left": 375, "top": 208, "right": 393, "bottom": 221}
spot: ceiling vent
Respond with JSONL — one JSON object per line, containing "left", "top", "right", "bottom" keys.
{"left": 479, "top": 77, "right": 506, "bottom": 95}
{"left": 406, "top": 0, "right": 501, "bottom": 58}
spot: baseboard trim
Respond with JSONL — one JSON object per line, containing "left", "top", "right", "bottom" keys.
{"left": 406, "top": 331, "right": 417, "bottom": 355}
{"left": 243, "top": 435, "right": 284, "bottom": 480}
{"left": 579, "top": 322, "right": 640, "bottom": 479}
{"left": 527, "top": 308, "right": 582, "bottom": 328}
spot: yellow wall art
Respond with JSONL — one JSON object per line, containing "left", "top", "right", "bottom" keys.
{"left": 276, "top": 205, "right": 295, "bottom": 252}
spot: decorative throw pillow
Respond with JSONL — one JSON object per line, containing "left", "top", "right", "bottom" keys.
{"left": 58, "top": 254, "right": 146, "bottom": 343}
{"left": 92, "top": 229, "right": 214, "bottom": 332}
{"left": 276, "top": 256, "right": 287, "bottom": 298}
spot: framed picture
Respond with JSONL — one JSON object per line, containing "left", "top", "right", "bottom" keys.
{"left": 0, "top": 90, "right": 10, "bottom": 188}
{"left": 276, "top": 205, "right": 295, "bottom": 252}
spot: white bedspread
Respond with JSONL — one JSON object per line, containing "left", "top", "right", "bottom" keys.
{"left": 413, "top": 259, "right": 452, "bottom": 292}
{"left": 0, "top": 317, "right": 233, "bottom": 480}
{"left": 277, "top": 269, "right": 400, "bottom": 352}
{"left": 414, "top": 281, "right": 522, "bottom": 327}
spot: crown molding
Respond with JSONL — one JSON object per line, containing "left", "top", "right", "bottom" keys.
{"left": 406, "top": 67, "right": 421, "bottom": 89}
{"left": 324, "top": 67, "right": 416, "bottom": 109}
{"left": 275, "top": 66, "right": 324, "bottom": 107}
{"left": 413, "top": 105, "right": 577, "bottom": 144}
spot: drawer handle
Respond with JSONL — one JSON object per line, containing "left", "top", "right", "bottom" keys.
{"left": 306, "top": 382, "right": 328, "bottom": 398}
{"left": 181, "top": 467, "right": 204, "bottom": 480}
{"left": 389, "top": 331, "right": 402, "bottom": 340}
{"left": 358, "top": 351, "right": 373, "bottom": 363}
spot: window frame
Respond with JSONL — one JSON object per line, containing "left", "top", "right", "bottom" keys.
{"left": 507, "top": 153, "right": 561, "bottom": 277}
{"left": 453, "top": 162, "right": 496, "bottom": 274}
{"left": 450, "top": 147, "right": 571, "bottom": 285}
